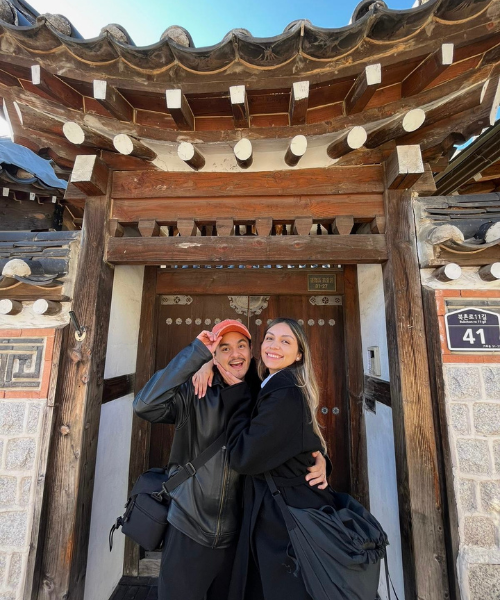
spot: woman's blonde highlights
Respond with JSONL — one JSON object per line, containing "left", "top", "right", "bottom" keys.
{"left": 258, "top": 318, "right": 327, "bottom": 452}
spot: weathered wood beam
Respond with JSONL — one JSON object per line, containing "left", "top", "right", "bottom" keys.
{"left": 234, "top": 138, "right": 253, "bottom": 169}
{"left": 0, "top": 68, "right": 20, "bottom": 88}
{"left": 63, "top": 121, "right": 115, "bottom": 151}
{"left": 106, "top": 234, "right": 387, "bottom": 265}
{"left": 0, "top": 299, "right": 22, "bottom": 315}
{"left": 363, "top": 375, "right": 391, "bottom": 409}
{"left": 70, "top": 155, "right": 109, "bottom": 196}
{"left": 432, "top": 264, "right": 462, "bottom": 282}
{"left": 356, "top": 216, "right": 386, "bottom": 234}
{"left": 230, "top": 85, "right": 249, "bottom": 128}
{"left": 385, "top": 145, "right": 425, "bottom": 190}
{"left": 327, "top": 126, "right": 367, "bottom": 160}
{"left": 93, "top": 80, "right": 134, "bottom": 122}
{"left": 32, "top": 299, "right": 61, "bottom": 315}
{"left": 383, "top": 183, "right": 450, "bottom": 599}
{"left": 100, "top": 150, "right": 160, "bottom": 172}
{"left": 113, "top": 134, "right": 157, "bottom": 161}
{"left": 478, "top": 263, "right": 500, "bottom": 281}
{"left": 289, "top": 81, "right": 309, "bottom": 126}
{"left": 402, "top": 44, "right": 454, "bottom": 97}
{"left": 112, "top": 166, "right": 384, "bottom": 198}
{"left": 344, "top": 64, "right": 381, "bottom": 115}
{"left": 344, "top": 265, "right": 370, "bottom": 507}
{"left": 332, "top": 216, "right": 354, "bottom": 235}
{"left": 293, "top": 217, "right": 313, "bottom": 236}
{"left": 216, "top": 218, "right": 234, "bottom": 236}
{"left": 178, "top": 142, "right": 205, "bottom": 170}
{"left": 102, "top": 373, "right": 135, "bottom": 405}
{"left": 165, "top": 89, "right": 195, "bottom": 131}
{"left": 138, "top": 219, "right": 160, "bottom": 237}
{"left": 31, "top": 65, "right": 83, "bottom": 110}
{"left": 366, "top": 109, "right": 426, "bottom": 149}
{"left": 285, "top": 135, "right": 307, "bottom": 167}
{"left": 109, "top": 218, "right": 124, "bottom": 237}
{"left": 255, "top": 217, "right": 273, "bottom": 236}
{"left": 177, "top": 218, "right": 198, "bottom": 237}
{"left": 36, "top": 185, "right": 114, "bottom": 600}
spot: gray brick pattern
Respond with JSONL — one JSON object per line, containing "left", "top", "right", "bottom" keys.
{"left": 0, "top": 339, "right": 44, "bottom": 390}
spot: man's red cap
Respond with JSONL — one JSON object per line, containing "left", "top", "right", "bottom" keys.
{"left": 212, "top": 319, "right": 251, "bottom": 340}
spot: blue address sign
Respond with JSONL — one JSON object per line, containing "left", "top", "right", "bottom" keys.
{"left": 445, "top": 308, "right": 500, "bottom": 352}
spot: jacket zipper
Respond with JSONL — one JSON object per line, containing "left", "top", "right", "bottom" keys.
{"left": 214, "top": 446, "right": 229, "bottom": 547}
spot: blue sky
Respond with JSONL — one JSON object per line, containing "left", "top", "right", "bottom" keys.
{"left": 26, "top": 0, "right": 416, "bottom": 47}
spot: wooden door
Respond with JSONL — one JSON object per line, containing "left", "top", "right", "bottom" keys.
{"left": 151, "top": 291, "right": 348, "bottom": 491}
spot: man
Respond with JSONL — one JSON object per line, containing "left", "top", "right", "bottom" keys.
{"left": 133, "top": 320, "right": 327, "bottom": 600}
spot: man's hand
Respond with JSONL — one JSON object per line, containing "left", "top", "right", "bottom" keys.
{"left": 306, "top": 451, "right": 328, "bottom": 489}
{"left": 196, "top": 330, "right": 222, "bottom": 354}
{"left": 192, "top": 361, "right": 214, "bottom": 398}
{"left": 215, "top": 360, "right": 241, "bottom": 386}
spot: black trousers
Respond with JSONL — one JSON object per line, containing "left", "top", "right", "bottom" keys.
{"left": 158, "top": 525, "right": 236, "bottom": 600}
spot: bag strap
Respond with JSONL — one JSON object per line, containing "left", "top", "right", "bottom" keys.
{"left": 153, "top": 433, "right": 226, "bottom": 501}
{"left": 264, "top": 472, "right": 297, "bottom": 531}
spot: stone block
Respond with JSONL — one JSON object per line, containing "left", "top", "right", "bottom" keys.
{"left": 7, "top": 553, "right": 21, "bottom": 588}
{"left": 473, "top": 403, "right": 500, "bottom": 435}
{"left": 459, "top": 479, "right": 478, "bottom": 512}
{"left": 450, "top": 403, "right": 470, "bottom": 434}
{"left": 463, "top": 516, "right": 497, "bottom": 546}
{"left": 26, "top": 403, "right": 41, "bottom": 434}
{"left": 456, "top": 439, "right": 492, "bottom": 475}
{"left": 469, "top": 564, "right": 500, "bottom": 600}
{"left": 0, "top": 403, "right": 25, "bottom": 436}
{"left": 494, "top": 440, "right": 500, "bottom": 473}
{"left": 480, "top": 480, "right": 500, "bottom": 513}
{"left": 0, "top": 553, "right": 6, "bottom": 584}
{"left": 445, "top": 367, "right": 482, "bottom": 400}
{"left": 0, "top": 594, "right": 16, "bottom": 600}
{"left": 483, "top": 367, "right": 500, "bottom": 400}
{"left": 0, "top": 477, "right": 16, "bottom": 506}
{"left": 5, "top": 438, "right": 35, "bottom": 471}
{"left": 19, "top": 477, "right": 31, "bottom": 506}
{"left": 0, "top": 512, "right": 26, "bottom": 547}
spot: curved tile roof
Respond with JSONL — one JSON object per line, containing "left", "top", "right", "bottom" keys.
{"left": 0, "top": 0, "right": 494, "bottom": 72}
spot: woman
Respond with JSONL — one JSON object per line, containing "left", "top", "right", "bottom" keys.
{"left": 215, "top": 318, "right": 335, "bottom": 600}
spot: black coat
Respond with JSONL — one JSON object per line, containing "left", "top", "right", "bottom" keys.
{"left": 221, "top": 369, "right": 336, "bottom": 600}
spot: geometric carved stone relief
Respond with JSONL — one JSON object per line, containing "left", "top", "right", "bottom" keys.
{"left": 0, "top": 338, "right": 44, "bottom": 389}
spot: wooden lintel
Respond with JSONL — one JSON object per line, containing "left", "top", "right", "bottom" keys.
{"left": 177, "top": 218, "right": 197, "bottom": 237}
{"left": 289, "top": 81, "right": 309, "bottom": 126}
{"left": 31, "top": 65, "right": 83, "bottom": 110}
{"left": 93, "top": 80, "right": 134, "bottom": 122}
{"left": 385, "top": 145, "right": 425, "bottom": 190}
{"left": 332, "top": 216, "right": 354, "bottom": 235}
{"left": 138, "top": 219, "right": 160, "bottom": 237}
{"left": 113, "top": 134, "right": 157, "bottom": 161}
{"left": 166, "top": 89, "right": 195, "bottom": 131}
{"left": 109, "top": 218, "right": 124, "bottom": 237}
{"left": 255, "top": 217, "right": 273, "bottom": 236}
{"left": 230, "top": 85, "right": 249, "bottom": 128}
{"left": 63, "top": 121, "right": 115, "bottom": 152}
{"left": 402, "top": 44, "right": 454, "bottom": 97}
{"left": 327, "top": 126, "right": 367, "bottom": 160}
{"left": 293, "top": 217, "right": 313, "bottom": 236}
{"left": 112, "top": 166, "right": 384, "bottom": 198}
{"left": 106, "top": 234, "right": 387, "bottom": 265}
{"left": 216, "top": 218, "right": 234, "bottom": 236}
{"left": 71, "top": 155, "right": 109, "bottom": 196}
{"left": 344, "top": 64, "right": 381, "bottom": 115}
{"left": 366, "top": 109, "right": 426, "bottom": 149}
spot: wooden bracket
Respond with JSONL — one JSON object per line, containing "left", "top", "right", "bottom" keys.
{"left": 293, "top": 217, "right": 313, "bottom": 236}
{"left": 230, "top": 85, "right": 249, "bottom": 128}
{"left": 333, "top": 216, "right": 354, "bottom": 235}
{"left": 166, "top": 89, "right": 195, "bottom": 131}
{"left": 255, "top": 217, "right": 273, "bottom": 236}
{"left": 31, "top": 65, "right": 83, "bottom": 110}
{"left": 385, "top": 145, "right": 425, "bottom": 190}
{"left": 402, "top": 44, "right": 454, "bottom": 97}
{"left": 70, "top": 155, "right": 109, "bottom": 196}
{"left": 93, "top": 80, "right": 134, "bottom": 122}
{"left": 138, "top": 219, "right": 160, "bottom": 237}
{"left": 216, "top": 218, "right": 234, "bottom": 236}
{"left": 177, "top": 219, "right": 198, "bottom": 237}
{"left": 289, "top": 81, "right": 309, "bottom": 126}
{"left": 344, "top": 64, "right": 381, "bottom": 115}
{"left": 109, "top": 219, "right": 124, "bottom": 238}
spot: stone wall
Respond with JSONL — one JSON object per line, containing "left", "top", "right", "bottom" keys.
{"left": 0, "top": 328, "right": 57, "bottom": 600}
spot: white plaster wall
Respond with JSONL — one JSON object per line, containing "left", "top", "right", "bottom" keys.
{"left": 84, "top": 265, "right": 144, "bottom": 600}
{"left": 357, "top": 264, "right": 405, "bottom": 599}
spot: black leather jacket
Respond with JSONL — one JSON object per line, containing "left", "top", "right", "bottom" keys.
{"left": 133, "top": 339, "right": 259, "bottom": 549}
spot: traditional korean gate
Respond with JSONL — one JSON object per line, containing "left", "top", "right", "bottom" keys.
{"left": 150, "top": 285, "right": 349, "bottom": 492}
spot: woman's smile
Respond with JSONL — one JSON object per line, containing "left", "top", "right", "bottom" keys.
{"left": 261, "top": 322, "right": 302, "bottom": 374}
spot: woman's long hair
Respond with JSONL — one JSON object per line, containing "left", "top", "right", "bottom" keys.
{"left": 258, "top": 318, "right": 326, "bottom": 451}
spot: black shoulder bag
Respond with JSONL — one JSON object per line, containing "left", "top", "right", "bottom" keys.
{"left": 109, "top": 433, "right": 225, "bottom": 552}
{"left": 265, "top": 472, "right": 398, "bottom": 600}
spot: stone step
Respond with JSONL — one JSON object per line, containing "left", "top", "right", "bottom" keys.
{"left": 139, "top": 552, "right": 161, "bottom": 577}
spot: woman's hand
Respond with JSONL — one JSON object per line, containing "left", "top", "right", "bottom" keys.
{"left": 196, "top": 330, "right": 222, "bottom": 354}
{"left": 215, "top": 360, "right": 241, "bottom": 386}
{"left": 192, "top": 361, "right": 214, "bottom": 398}
{"left": 305, "top": 451, "right": 328, "bottom": 489}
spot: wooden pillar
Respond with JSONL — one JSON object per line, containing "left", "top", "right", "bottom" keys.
{"left": 343, "top": 265, "right": 370, "bottom": 508}
{"left": 123, "top": 267, "right": 158, "bottom": 575}
{"left": 35, "top": 162, "right": 114, "bottom": 600}
{"left": 382, "top": 170, "right": 450, "bottom": 599}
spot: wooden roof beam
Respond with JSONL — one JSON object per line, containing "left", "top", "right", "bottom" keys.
{"left": 289, "top": 81, "right": 309, "bottom": 126}
{"left": 386, "top": 145, "right": 425, "bottom": 190}
{"left": 402, "top": 44, "right": 454, "bottom": 97}
{"left": 113, "top": 134, "right": 157, "bottom": 161}
{"left": 327, "top": 126, "right": 367, "bottom": 159}
{"left": 70, "top": 155, "right": 109, "bottom": 196}
{"left": 31, "top": 65, "right": 83, "bottom": 111}
{"left": 285, "top": 135, "right": 307, "bottom": 167}
{"left": 234, "top": 139, "right": 253, "bottom": 169}
{"left": 366, "top": 109, "right": 426, "bottom": 149}
{"left": 93, "top": 80, "right": 134, "bottom": 122}
{"left": 230, "top": 85, "right": 249, "bottom": 129}
{"left": 0, "top": 68, "right": 20, "bottom": 88}
{"left": 165, "top": 89, "right": 195, "bottom": 131}
{"left": 344, "top": 64, "right": 381, "bottom": 115}
{"left": 178, "top": 142, "right": 205, "bottom": 170}
{"left": 63, "top": 121, "right": 115, "bottom": 152}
